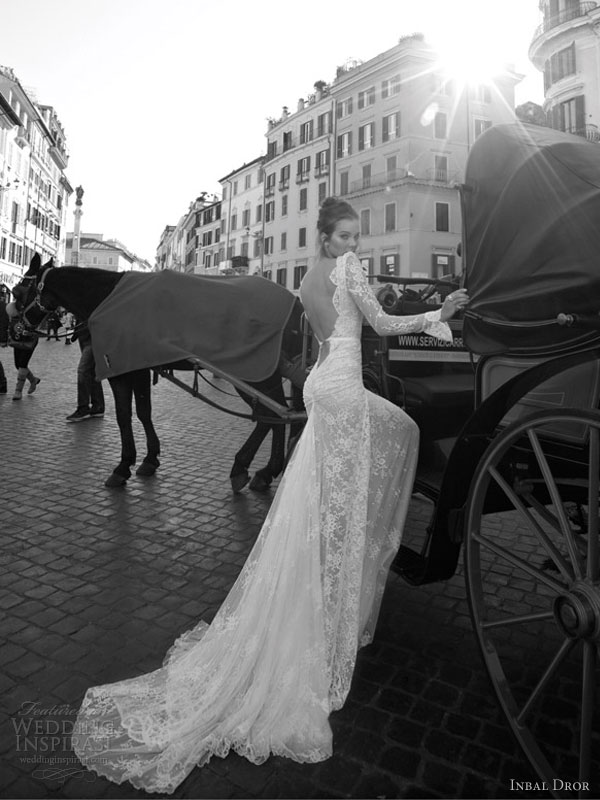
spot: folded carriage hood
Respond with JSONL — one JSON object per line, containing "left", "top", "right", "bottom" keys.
{"left": 462, "top": 122, "right": 600, "bottom": 354}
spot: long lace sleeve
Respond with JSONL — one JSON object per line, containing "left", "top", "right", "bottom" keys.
{"left": 343, "top": 252, "right": 453, "bottom": 342}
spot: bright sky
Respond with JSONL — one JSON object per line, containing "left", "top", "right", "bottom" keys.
{"left": 0, "top": 0, "right": 544, "bottom": 264}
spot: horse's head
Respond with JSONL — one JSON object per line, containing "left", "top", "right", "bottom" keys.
{"left": 13, "top": 253, "right": 57, "bottom": 329}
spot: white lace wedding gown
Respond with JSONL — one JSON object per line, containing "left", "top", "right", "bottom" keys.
{"left": 73, "top": 252, "right": 451, "bottom": 794}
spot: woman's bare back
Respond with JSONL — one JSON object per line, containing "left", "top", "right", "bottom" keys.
{"left": 299, "top": 257, "right": 340, "bottom": 343}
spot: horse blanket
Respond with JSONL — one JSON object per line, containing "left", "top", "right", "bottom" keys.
{"left": 89, "top": 270, "right": 297, "bottom": 382}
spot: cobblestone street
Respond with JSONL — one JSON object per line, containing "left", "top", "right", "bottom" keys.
{"left": 1, "top": 338, "right": 547, "bottom": 799}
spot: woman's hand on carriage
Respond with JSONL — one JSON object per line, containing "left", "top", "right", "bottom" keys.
{"left": 440, "top": 289, "right": 469, "bottom": 321}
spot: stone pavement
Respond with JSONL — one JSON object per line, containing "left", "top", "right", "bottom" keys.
{"left": 0, "top": 338, "right": 544, "bottom": 799}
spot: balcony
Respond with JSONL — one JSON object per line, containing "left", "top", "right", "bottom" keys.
{"left": 265, "top": 185, "right": 275, "bottom": 198}
{"left": 532, "top": 1, "right": 597, "bottom": 39}
{"left": 314, "top": 164, "right": 330, "bottom": 177}
{"left": 561, "top": 123, "right": 600, "bottom": 142}
{"left": 296, "top": 172, "right": 310, "bottom": 184}
{"left": 278, "top": 179, "right": 290, "bottom": 191}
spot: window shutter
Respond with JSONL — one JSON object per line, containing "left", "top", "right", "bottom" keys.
{"left": 358, "top": 126, "right": 364, "bottom": 150}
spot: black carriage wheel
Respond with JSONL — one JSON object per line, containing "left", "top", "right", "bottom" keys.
{"left": 464, "top": 408, "right": 600, "bottom": 798}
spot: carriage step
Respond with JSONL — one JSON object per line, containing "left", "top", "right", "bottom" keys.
{"left": 391, "top": 545, "right": 428, "bottom": 584}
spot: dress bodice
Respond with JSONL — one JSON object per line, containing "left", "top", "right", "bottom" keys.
{"left": 304, "top": 252, "right": 452, "bottom": 346}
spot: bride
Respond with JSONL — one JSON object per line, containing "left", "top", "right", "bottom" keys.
{"left": 73, "top": 197, "right": 469, "bottom": 793}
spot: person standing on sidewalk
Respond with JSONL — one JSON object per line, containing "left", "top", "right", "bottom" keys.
{"left": 66, "top": 321, "right": 105, "bottom": 422}
{"left": 46, "top": 310, "right": 61, "bottom": 340}
{"left": 0, "top": 292, "right": 8, "bottom": 393}
{"left": 6, "top": 299, "right": 41, "bottom": 401}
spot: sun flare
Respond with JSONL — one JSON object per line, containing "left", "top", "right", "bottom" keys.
{"left": 426, "top": 1, "right": 514, "bottom": 87}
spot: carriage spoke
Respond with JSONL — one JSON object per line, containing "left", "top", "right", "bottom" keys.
{"left": 579, "top": 641, "right": 597, "bottom": 786}
{"left": 527, "top": 428, "right": 585, "bottom": 579}
{"left": 516, "top": 637, "right": 578, "bottom": 724}
{"left": 489, "top": 466, "right": 573, "bottom": 582}
{"left": 472, "top": 532, "right": 564, "bottom": 593}
{"left": 482, "top": 610, "right": 554, "bottom": 630}
{"left": 587, "top": 427, "right": 600, "bottom": 582}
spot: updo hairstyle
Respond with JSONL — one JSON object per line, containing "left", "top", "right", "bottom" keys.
{"left": 317, "top": 197, "right": 358, "bottom": 255}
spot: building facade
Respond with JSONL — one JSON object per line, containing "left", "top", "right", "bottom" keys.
{"left": 0, "top": 65, "right": 72, "bottom": 291}
{"left": 262, "top": 35, "right": 520, "bottom": 290}
{"left": 64, "top": 233, "right": 153, "bottom": 272}
{"left": 529, "top": 0, "right": 600, "bottom": 140}
{"left": 218, "top": 157, "right": 264, "bottom": 276}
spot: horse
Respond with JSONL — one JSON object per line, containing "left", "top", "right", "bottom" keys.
{"left": 15, "top": 254, "right": 306, "bottom": 491}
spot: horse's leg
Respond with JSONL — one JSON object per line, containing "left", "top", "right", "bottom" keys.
{"left": 248, "top": 375, "right": 287, "bottom": 492}
{"left": 230, "top": 419, "right": 271, "bottom": 493}
{"left": 106, "top": 375, "right": 136, "bottom": 487}
{"left": 131, "top": 369, "right": 161, "bottom": 477}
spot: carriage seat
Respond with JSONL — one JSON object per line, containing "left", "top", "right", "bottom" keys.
{"left": 400, "top": 372, "right": 475, "bottom": 409}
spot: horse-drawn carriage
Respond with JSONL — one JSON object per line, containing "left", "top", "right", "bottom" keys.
{"left": 361, "top": 122, "right": 600, "bottom": 797}
{"left": 14, "top": 122, "right": 599, "bottom": 796}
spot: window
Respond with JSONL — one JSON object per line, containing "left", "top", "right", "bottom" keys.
{"left": 283, "top": 131, "right": 293, "bottom": 151}
{"left": 204, "top": 252, "right": 212, "bottom": 269}
{"left": 230, "top": 213, "right": 237, "bottom": 231}
{"left": 434, "top": 112, "right": 447, "bottom": 139}
{"left": 253, "top": 238, "right": 261, "bottom": 258}
{"left": 245, "top": 174, "right": 252, "bottom": 190}
{"left": 279, "top": 164, "right": 290, "bottom": 190}
{"left": 299, "top": 227, "right": 307, "bottom": 247}
{"left": 358, "top": 122, "right": 375, "bottom": 150}
{"left": 282, "top": 195, "right": 288, "bottom": 216}
{"left": 340, "top": 172, "right": 349, "bottom": 196}
{"left": 266, "top": 172, "right": 276, "bottom": 195}
{"left": 337, "top": 132, "right": 352, "bottom": 158}
{"left": 281, "top": 232, "right": 287, "bottom": 251}
{"left": 277, "top": 267, "right": 287, "bottom": 286}
{"left": 382, "top": 112, "right": 400, "bottom": 142}
{"left": 315, "top": 149, "right": 330, "bottom": 175}
{"left": 474, "top": 118, "right": 492, "bottom": 139}
{"left": 215, "top": 228, "right": 220, "bottom": 243}
{"left": 362, "top": 164, "right": 372, "bottom": 189}
{"left": 256, "top": 204, "right": 262, "bottom": 223}
{"left": 265, "top": 201, "right": 275, "bottom": 222}
{"left": 318, "top": 182, "right": 327, "bottom": 205}
{"left": 267, "top": 141, "right": 277, "bottom": 160}
{"left": 551, "top": 95, "right": 585, "bottom": 134}
{"left": 297, "top": 156, "right": 311, "bottom": 182}
{"left": 264, "top": 236, "right": 274, "bottom": 255}
{"left": 434, "top": 155, "right": 448, "bottom": 182}
{"left": 435, "top": 202, "right": 449, "bottom": 232}
{"left": 299, "top": 187, "right": 308, "bottom": 211}
{"left": 544, "top": 43, "right": 576, "bottom": 91}
{"left": 360, "top": 208, "right": 371, "bottom": 236}
{"left": 431, "top": 253, "right": 455, "bottom": 278}
{"left": 233, "top": 181, "right": 238, "bottom": 195}
{"left": 336, "top": 97, "right": 353, "bottom": 118}
{"left": 300, "top": 120, "right": 314, "bottom": 144}
{"left": 203, "top": 208, "right": 213, "bottom": 224}
{"left": 381, "top": 253, "right": 399, "bottom": 275}
{"left": 474, "top": 83, "right": 492, "bottom": 103}
{"left": 242, "top": 208, "right": 251, "bottom": 227}
{"left": 358, "top": 87, "right": 375, "bottom": 108}
{"left": 202, "top": 231, "right": 213, "bottom": 246}
{"left": 381, "top": 74, "right": 401, "bottom": 98}
{"left": 317, "top": 111, "right": 332, "bottom": 136}
{"left": 386, "top": 155, "right": 398, "bottom": 180}
{"left": 293, "top": 264, "right": 307, "bottom": 289}
{"left": 241, "top": 242, "right": 249, "bottom": 257}
{"left": 385, "top": 203, "right": 396, "bottom": 232}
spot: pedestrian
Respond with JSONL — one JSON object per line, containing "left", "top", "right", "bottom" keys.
{"left": 72, "top": 196, "right": 469, "bottom": 793}
{"left": 65, "top": 321, "right": 104, "bottom": 422}
{"left": 6, "top": 298, "right": 41, "bottom": 401}
{"left": 62, "top": 310, "right": 75, "bottom": 344}
{"left": 46, "top": 310, "right": 61, "bottom": 340}
{"left": 0, "top": 291, "right": 8, "bottom": 393}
